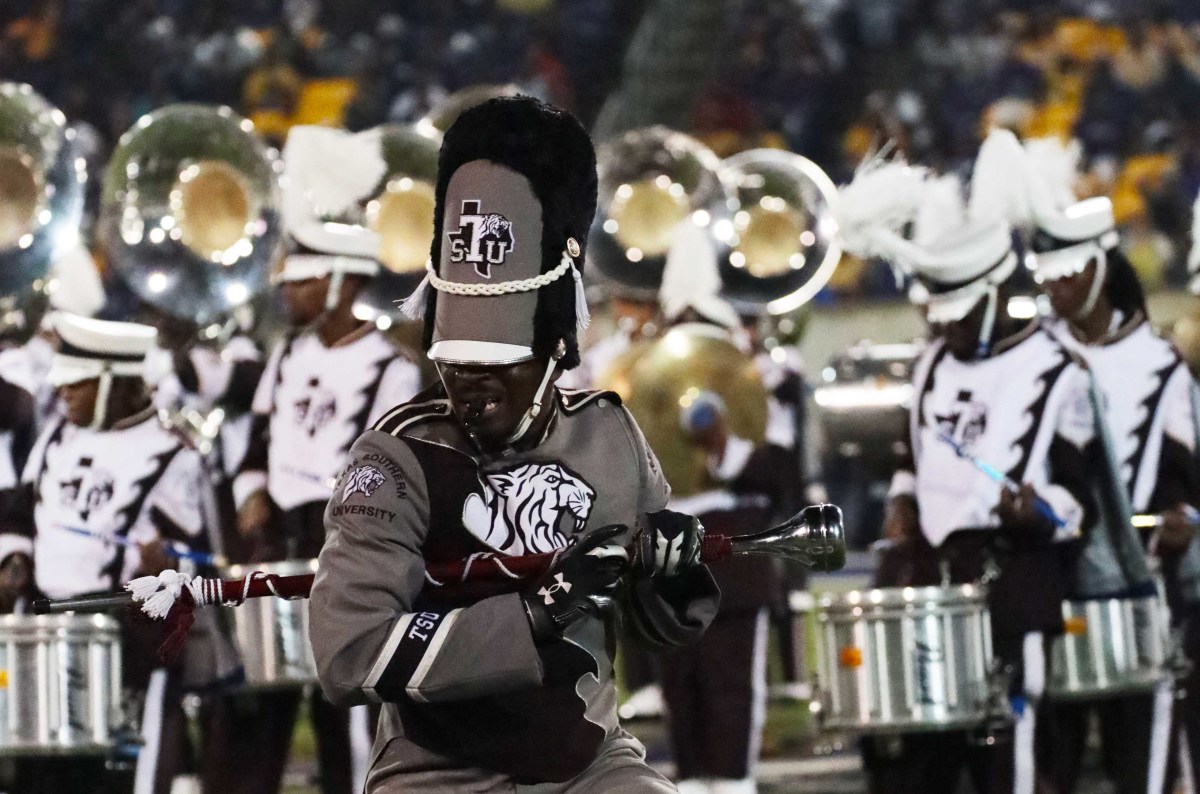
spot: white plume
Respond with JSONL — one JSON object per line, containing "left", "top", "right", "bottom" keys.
{"left": 48, "top": 237, "right": 104, "bottom": 316}
{"left": 914, "top": 173, "right": 966, "bottom": 246}
{"left": 281, "top": 126, "right": 386, "bottom": 233}
{"left": 834, "top": 155, "right": 928, "bottom": 268}
{"left": 1022, "top": 136, "right": 1082, "bottom": 209}
{"left": 968, "top": 128, "right": 1033, "bottom": 226}
{"left": 660, "top": 219, "right": 740, "bottom": 332}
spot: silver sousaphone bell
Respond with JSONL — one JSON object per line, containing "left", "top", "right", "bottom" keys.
{"left": 0, "top": 82, "right": 86, "bottom": 338}
{"left": 98, "top": 104, "right": 283, "bottom": 326}
{"left": 590, "top": 127, "right": 731, "bottom": 300}
{"left": 352, "top": 122, "right": 442, "bottom": 326}
{"left": 718, "top": 148, "right": 842, "bottom": 315}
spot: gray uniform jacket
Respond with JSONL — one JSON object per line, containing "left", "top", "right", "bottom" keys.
{"left": 310, "top": 386, "right": 719, "bottom": 788}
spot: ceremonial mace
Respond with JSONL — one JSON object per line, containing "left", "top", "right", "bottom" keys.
{"left": 33, "top": 504, "right": 846, "bottom": 617}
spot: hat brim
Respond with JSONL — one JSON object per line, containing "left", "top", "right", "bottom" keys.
{"left": 925, "top": 283, "right": 988, "bottom": 324}
{"left": 274, "top": 254, "right": 380, "bottom": 284}
{"left": 428, "top": 340, "right": 535, "bottom": 365}
{"left": 47, "top": 355, "right": 145, "bottom": 387}
{"left": 1031, "top": 242, "right": 1099, "bottom": 283}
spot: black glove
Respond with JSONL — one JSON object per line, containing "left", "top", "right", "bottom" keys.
{"left": 638, "top": 509, "right": 704, "bottom": 578}
{"left": 522, "top": 525, "right": 629, "bottom": 641}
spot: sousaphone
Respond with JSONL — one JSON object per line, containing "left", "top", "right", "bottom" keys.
{"left": 352, "top": 122, "right": 442, "bottom": 327}
{"left": 590, "top": 127, "right": 731, "bottom": 301}
{"left": 98, "top": 104, "right": 283, "bottom": 327}
{"left": 0, "top": 83, "right": 86, "bottom": 338}
{"left": 599, "top": 324, "right": 769, "bottom": 497}
{"left": 719, "top": 149, "right": 841, "bottom": 315}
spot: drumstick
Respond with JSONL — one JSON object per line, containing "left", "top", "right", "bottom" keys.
{"left": 936, "top": 432, "right": 1067, "bottom": 529}
{"left": 61, "top": 525, "right": 225, "bottom": 568}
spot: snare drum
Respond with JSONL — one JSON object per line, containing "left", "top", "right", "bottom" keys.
{"left": 1049, "top": 595, "right": 1166, "bottom": 698}
{"left": 814, "top": 585, "right": 994, "bottom": 733}
{"left": 224, "top": 560, "right": 318, "bottom": 688}
{"left": 0, "top": 613, "right": 122, "bottom": 755}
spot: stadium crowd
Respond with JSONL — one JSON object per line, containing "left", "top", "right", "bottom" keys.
{"left": 3, "top": 0, "right": 1200, "bottom": 296}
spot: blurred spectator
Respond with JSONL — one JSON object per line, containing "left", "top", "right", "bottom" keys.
{"left": 6, "top": 0, "right": 1200, "bottom": 300}
{"left": 518, "top": 34, "right": 575, "bottom": 110}
{"left": 242, "top": 34, "right": 301, "bottom": 113}
{"left": 4, "top": 0, "right": 60, "bottom": 63}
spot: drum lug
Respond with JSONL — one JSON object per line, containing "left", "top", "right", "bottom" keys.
{"left": 808, "top": 681, "right": 831, "bottom": 727}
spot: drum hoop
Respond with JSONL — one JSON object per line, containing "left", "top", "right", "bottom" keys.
{"left": 817, "top": 584, "right": 987, "bottom": 612}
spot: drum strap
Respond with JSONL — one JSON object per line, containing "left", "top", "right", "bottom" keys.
{"left": 1176, "top": 383, "right": 1200, "bottom": 604}
{"left": 1087, "top": 375, "right": 1154, "bottom": 592}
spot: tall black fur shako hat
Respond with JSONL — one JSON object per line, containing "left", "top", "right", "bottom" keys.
{"left": 400, "top": 96, "right": 597, "bottom": 371}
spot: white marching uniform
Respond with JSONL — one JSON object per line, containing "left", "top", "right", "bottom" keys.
{"left": 213, "top": 323, "right": 420, "bottom": 794}
{"left": 906, "top": 326, "right": 1092, "bottom": 548}
{"left": 150, "top": 335, "right": 263, "bottom": 480}
{"left": 235, "top": 325, "right": 421, "bottom": 515}
{"left": 1, "top": 409, "right": 206, "bottom": 595}
{"left": 0, "top": 407, "right": 208, "bottom": 794}
{"left": 1050, "top": 315, "right": 1195, "bottom": 516}
{"left": 1046, "top": 312, "right": 1200, "bottom": 794}
{"left": 874, "top": 324, "right": 1097, "bottom": 794}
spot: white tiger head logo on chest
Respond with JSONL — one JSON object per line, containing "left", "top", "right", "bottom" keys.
{"left": 461, "top": 462, "right": 596, "bottom": 555}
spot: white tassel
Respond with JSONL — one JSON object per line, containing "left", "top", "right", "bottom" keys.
{"left": 398, "top": 270, "right": 432, "bottom": 321}
{"left": 571, "top": 262, "right": 590, "bottom": 330}
{"left": 126, "top": 570, "right": 193, "bottom": 620}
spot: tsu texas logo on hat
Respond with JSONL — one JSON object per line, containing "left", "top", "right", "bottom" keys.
{"left": 400, "top": 96, "right": 597, "bottom": 370}
{"left": 447, "top": 199, "right": 516, "bottom": 279}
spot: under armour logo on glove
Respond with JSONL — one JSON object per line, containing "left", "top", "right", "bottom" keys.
{"left": 521, "top": 525, "right": 629, "bottom": 641}
{"left": 538, "top": 573, "right": 572, "bottom": 604}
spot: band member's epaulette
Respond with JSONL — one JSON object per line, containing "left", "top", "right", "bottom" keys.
{"left": 373, "top": 399, "right": 454, "bottom": 437}
{"left": 558, "top": 388, "right": 622, "bottom": 414}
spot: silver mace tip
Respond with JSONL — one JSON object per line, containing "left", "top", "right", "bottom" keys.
{"left": 728, "top": 503, "right": 846, "bottom": 572}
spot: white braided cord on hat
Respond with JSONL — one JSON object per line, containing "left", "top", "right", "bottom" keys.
{"left": 427, "top": 251, "right": 574, "bottom": 296}
{"left": 398, "top": 249, "right": 590, "bottom": 329}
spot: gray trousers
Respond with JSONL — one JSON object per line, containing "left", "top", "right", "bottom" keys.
{"left": 367, "top": 730, "right": 676, "bottom": 793}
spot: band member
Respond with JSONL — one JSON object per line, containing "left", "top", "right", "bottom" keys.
{"left": 210, "top": 127, "right": 422, "bottom": 794}
{"left": 310, "top": 96, "right": 719, "bottom": 792}
{"left": 741, "top": 308, "right": 821, "bottom": 690}
{"left": 1020, "top": 191, "right": 1192, "bottom": 794}
{"left": 838, "top": 153, "right": 1097, "bottom": 792}
{"left": 142, "top": 307, "right": 264, "bottom": 562}
{"left": 654, "top": 221, "right": 792, "bottom": 794}
{"left": 0, "top": 312, "right": 209, "bottom": 793}
{"left": 1163, "top": 192, "right": 1200, "bottom": 793}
